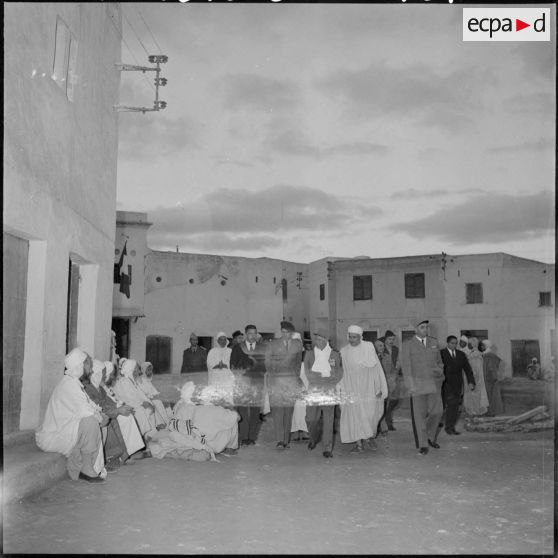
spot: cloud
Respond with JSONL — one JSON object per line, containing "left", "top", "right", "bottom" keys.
{"left": 118, "top": 113, "right": 202, "bottom": 161}
{"left": 215, "top": 158, "right": 255, "bottom": 168}
{"left": 219, "top": 74, "right": 300, "bottom": 112}
{"left": 389, "top": 190, "right": 554, "bottom": 244}
{"left": 390, "top": 188, "right": 449, "bottom": 200}
{"left": 512, "top": 42, "right": 556, "bottom": 83}
{"left": 503, "top": 92, "right": 555, "bottom": 114}
{"left": 267, "top": 129, "right": 388, "bottom": 159}
{"left": 149, "top": 231, "right": 281, "bottom": 254}
{"left": 488, "top": 138, "right": 554, "bottom": 154}
{"left": 318, "top": 62, "right": 480, "bottom": 132}
{"left": 147, "top": 185, "right": 382, "bottom": 246}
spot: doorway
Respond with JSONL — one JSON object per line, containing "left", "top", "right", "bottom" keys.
{"left": 112, "top": 318, "right": 130, "bottom": 359}
{"left": 510, "top": 340, "right": 541, "bottom": 377}
{"left": 3, "top": 233, "right": 29, "bottom": 434}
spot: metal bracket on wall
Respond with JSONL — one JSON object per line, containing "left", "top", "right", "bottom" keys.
{"left": 114, "top": 54, "right": 168, "bottom": 113}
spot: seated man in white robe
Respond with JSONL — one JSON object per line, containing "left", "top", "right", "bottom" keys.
{"left": 174, "top": 382, "right": 240, "bottom": 455}
{"left": 85, "top": 360, "right": 146, "bottom": 468}
{"left": 137, "top": 361, "right": 171, "bottom": 425}
{"left": 113, "top": 359, "right": 159, "bottom": 436}
{"left": 36, "top": 348, "right": 106, "bottom": 483}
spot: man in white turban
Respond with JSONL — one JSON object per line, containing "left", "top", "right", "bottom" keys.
{"left": 36, "top": 348, "right": 106, "bottom": 482}
{"left": 113, "top": 359, "right": 158, "bottom": 436}
{"left": 339, "top": 326, "right": 388, "bottom": 453}
{"left": 206, "top": 332, "right": 234, "bottom": 404}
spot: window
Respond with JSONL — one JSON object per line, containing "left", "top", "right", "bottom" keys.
{"left": 319, "top": 283, "right": 325, "bottom": 301}
{"left": 362, "top": 330, "right": 378, "bottom": 343}
{"left": 52, "top": 17, "right": 78, "bottom": 102}
{"left": 353, "top": 275, "right": 372, "bottom": 300}
{"left": 405, "top": 273, "right": 425, "bottom": 299}
{"left": 539, "top": 292, "right": 551, "bottom": 307}
{"left": 466, "top": 283, "right": 483, "bottom": 304}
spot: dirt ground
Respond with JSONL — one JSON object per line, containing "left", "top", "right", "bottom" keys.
{"left": 3, "top": 415, "right": 554, "bottom": 555}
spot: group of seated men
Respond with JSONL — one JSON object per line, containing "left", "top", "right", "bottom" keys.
{"left": 35, "top": 347, "right": 239, "bottom": 483}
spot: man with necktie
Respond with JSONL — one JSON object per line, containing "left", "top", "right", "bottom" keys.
{"left": 439, "top": 335, "right": 476, "bottom": 436}
{"left": 230, "top": 324, "right": 267, "bottom": 446}
{"left": 265, "top": 321, "right": 303, "bottom": 449}
{"left": 400, "top": 319, "right": 444, "bottom": 455}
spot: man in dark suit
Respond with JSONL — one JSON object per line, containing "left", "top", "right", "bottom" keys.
{"left": 304, "top": 328, "right": 343, "bottom": 458}
{"left": 229, "top": 324, "right": 267, "bottom": 446}
{"left": 440, "top": 335, "right": 476, "bottom": 436}
{"left": 400, "top": 319, "right": 444, "bottom": 455}
{"left": 265, "top": 321, "right": 303, "bottom": 449}
{"left": 383, "top": 330, "right": 402, "bottom": 431}
{"left": 180, "top": 333, "right": 208, "bottom": 374}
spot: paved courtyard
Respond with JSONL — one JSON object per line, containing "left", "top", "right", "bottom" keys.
{"left": 3, "top": 416, "right": 554, "bottom": 555}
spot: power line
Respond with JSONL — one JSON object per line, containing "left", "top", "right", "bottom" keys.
{"left": 106, "top": 8, "right": 155, "bottom": 95}
{"left": 137, "top": 7, "right": 164, "bottom": 55}
{"left": 122, "top": 7, "right": 150, "bottom": 58}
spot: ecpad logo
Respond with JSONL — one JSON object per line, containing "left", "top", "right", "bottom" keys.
{"left": 463, "top": 8, "right": 550, "bottom": 41}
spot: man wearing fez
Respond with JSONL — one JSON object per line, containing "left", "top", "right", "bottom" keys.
{"left": 400, "top": 319, "right": 444, "bottom": 455}
{"left": 265, "top": 321, "right": 303, "bottom": 449}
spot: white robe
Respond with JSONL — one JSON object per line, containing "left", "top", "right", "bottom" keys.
{"left": 36, "top": 375, "right": 104, "bottom": 472}
{"left": 174, "top": 400, "right": 239, "bottom": 453}
{"left": 339, "top": 341, "right": 388, "bottom": 442}
{"left": 137, "top": 377, "right": 170, "bottom": 424}
{"left": 207, "top": 346, "right": 234, "bottom": 404}
{"left": 113, "top": 377, "right": 157, "bottom": 435}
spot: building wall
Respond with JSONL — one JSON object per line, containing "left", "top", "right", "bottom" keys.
{"left": 3, "top": 3, "right": 121, "bottom": 429}
{"left": 443, "top": 254, "right": 555, "bottom": 373}
{"left": 331, "top": 256, "right": 447, "bottom": 349}
{"left": 113, "top": 211, "right": 151, "bottom": 318}
{"left": 112, "top": 212, "right": 309, "bottom": 374}
{"left": 326, "top": 253, "right": 555, "bottom": 374}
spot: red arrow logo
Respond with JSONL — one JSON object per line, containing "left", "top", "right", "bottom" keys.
{"left": 516, "top": 19, "right": 530, "bottom": 31}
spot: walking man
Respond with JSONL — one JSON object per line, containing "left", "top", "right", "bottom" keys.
{"left": 304, "top": 329, "right": 343, "bottom": 458}
{"left": 230, "top": 324, "right": 267, "bottom": 446}
{"left": 440, "top": 335, "right": 476, "bottom": 435}
{"left": 383, "top": 330, "right": 402, "bottom": 431}
{"left": 265, "top": 321, "right": 303, "bottom": 449}
{"left": 400, "top": 319, "right": 444, "bottom": 455}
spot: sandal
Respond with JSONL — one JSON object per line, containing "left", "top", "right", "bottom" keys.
{"left": 350, "top": 444, "right": 364, "bottom": 453}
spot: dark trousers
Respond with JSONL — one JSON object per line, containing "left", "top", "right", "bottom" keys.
{"left": 306, "top": 405, "right": 335, "bottom": 452}
{"left": 272, "top": 405, "right": 294, "bottom": 445}
{"left": 443, "top": 389, "right": 461, "bottom": 433}
{"left": 237, "top": 406, "right": 260, "bottom": 442}
{"left": 385, "top": 398, "right": 400, "bottom": 426}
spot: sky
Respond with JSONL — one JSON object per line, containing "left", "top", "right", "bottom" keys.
{"left": 116, "top": 3, "right": 555, "bottom": 264}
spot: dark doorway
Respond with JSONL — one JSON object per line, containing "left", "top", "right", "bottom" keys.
{"left": 511, "top": 340, "right": 541, "bottom": 377}
{"left": 362, "top": 330, "right": 378, "bottom": 343}
{"left": 197, "top": 336, "right": 212, "bottom": 351}
{"left": 66, "top": 260, "right": 80, "bottom": 353}
{"left": 3, "top": 233, "right": 28, "bottom": 434}
{"left": 461, "top": 329, "right": 488, "bottom": 342}
{"left": 112, "top": 318, "right": 130, "bottom": 359}
{"left": 146, "top": 335, "right": 172, "bottom": 374}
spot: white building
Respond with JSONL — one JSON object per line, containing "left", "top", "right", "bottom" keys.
{"left": 113, "top": 211, "right": 309, "bottom": 374}
{"left": 315, "top": 253, "right": 555, "bottom": 376}
{"left": 3, "top": 3, "right": 122, "bottom": 433}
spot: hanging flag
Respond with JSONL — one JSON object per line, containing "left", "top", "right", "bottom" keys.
{"left": 118, "top": 240, "right": 131, "bottom": 298}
